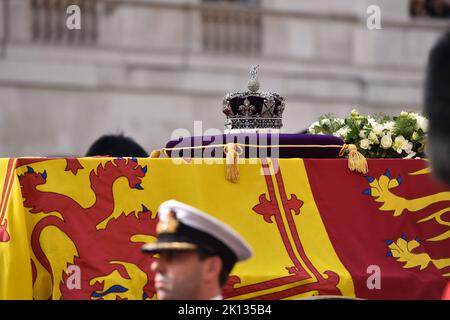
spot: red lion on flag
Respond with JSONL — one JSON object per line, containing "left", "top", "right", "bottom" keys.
{"left": 18, "top": 158, "right": 159, "bottom": 300}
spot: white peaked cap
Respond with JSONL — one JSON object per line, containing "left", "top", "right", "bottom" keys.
{"left": 156, "top": 199, "right": 253, "bottom": 262}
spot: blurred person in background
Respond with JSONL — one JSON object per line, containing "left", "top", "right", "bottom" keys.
{"left": 426, "top": 0, "right": 450, "bottom": 18}
{"left": 411, "top": 0, "right": 429, "bottom": 16}
{"left": 86, "top": 134, "right": 149, "bottom": 157}
{"left": 424, "top": 30, "right": 450, "bottom": 186}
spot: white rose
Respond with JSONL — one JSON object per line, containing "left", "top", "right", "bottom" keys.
{"left": 359, "top": 130, "right": 366, "bottom": 139}
{"left": 400, "top": 111, "right": 408, "bottom": 116}
{"left": 404, "top": 140, "right": 414, "bottom": 154}
{"left": 392, "top": 135, "right": 412, "bottom": 154}
{"left": 380, "top": 134, "right": 393, "bottom": 149}
{"left": 402, "top": 134, "right": 416, "bottom": 158}
{"left": 308, "top": 121, "right": 319, "bottom": 133}
{"left": 360, "top": 138, "right": 372, "bottom": 150}
{"left": 415, "top": 115, "right": 428, "bottom": 132}
{"left": 368, "top": 131, "right": 379, "bottom": 144}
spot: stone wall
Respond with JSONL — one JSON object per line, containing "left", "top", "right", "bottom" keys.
{"left": 0, "top": 0, "right": 449, "bottom": 156}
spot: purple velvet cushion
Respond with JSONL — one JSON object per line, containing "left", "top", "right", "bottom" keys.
{"left": 164, "top": 133, "right": 344, "bottom": 158}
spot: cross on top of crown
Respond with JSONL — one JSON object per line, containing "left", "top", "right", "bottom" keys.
{"left": 248, "top": 65, "right": 260, "bottom": 92}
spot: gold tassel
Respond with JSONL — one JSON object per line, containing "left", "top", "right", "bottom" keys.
{"left": 225, "top": 143, "right": 239, "bottom": 183}
{"left": 150, "top": 149, "right": 161, "bottom": 158}
{"left": 340, "top": 144, "right": 368, "bottom": 174}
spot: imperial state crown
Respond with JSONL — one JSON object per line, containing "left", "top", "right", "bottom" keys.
{"left": 223, "top": 65, "right": 285, "bottom": 133}
{"left": 151, "top": 64, "right": 370, "bottom": 183}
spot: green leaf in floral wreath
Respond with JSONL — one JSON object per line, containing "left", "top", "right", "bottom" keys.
{"left": 394, "top": 116, "right": 417, "bottom": 138}
{"left": 373, "top": 112, "right": 392, "bottom": 123}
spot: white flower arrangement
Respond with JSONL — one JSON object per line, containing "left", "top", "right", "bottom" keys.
{"left": 308, "top": 109, "right": 427, "bottom": 158}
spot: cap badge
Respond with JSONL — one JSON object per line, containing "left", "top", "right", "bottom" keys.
{"left": 157, "top": 210, "right": 179, "bottom": 234}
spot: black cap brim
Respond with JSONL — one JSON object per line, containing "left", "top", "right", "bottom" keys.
{"left": 141, "top": 241, "right": 197, "bottom": 254}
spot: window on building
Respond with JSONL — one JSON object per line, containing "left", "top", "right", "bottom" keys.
{"left": 30, "top": 0, "right": 98, "bottom": 44}
{"left": 201, "top": 0, "right": 262, "bottom": 55}
{"left": 410, "top": 0, "right": 450, "bottom": 19}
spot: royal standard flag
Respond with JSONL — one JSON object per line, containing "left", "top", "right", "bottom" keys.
{"left": 0, "top": 158, "right": 33, "bottom": 299}
{"left": 0, "top": 157, "right": 448, "bottom": 299}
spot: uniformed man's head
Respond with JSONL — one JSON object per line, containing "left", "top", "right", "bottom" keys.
{"left": 142, "top": 200, "right": 252, "bottom": 300}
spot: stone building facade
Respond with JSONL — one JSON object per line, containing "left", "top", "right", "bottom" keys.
{"left": 0, "top": 0, "right": 449, "bottom": 156}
